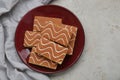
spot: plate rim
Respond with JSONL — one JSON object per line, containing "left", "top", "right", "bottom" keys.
{"left": 15, "top": 4, "right": 85, "bottom": 74}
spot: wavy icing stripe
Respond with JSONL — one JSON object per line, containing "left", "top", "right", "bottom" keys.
{"left": 34, "top": 19, "right": 71, "bottom": 38}
{"left": 29, "top": 47, "right": 58, "bottom": 69}
{"left": 36, "top": 37, "right": 68, "bottom": 64}
{"left": 41, "top": 28, "right": 68, "bottom": 46}
{"left": 33, "top": 16, "right": 62, "bottom": 31}
{"left": 33, "top": 18, "right": 71, "bottom": 47}
{"left": 23, "top": 31, "right": 41, "bottom": 47}
{"left": 41, "top": 24, "right": 71, "bottom": 46}
{"left": 25, "top": 32, "right": 41, "bottom": 41}
{"left": 33, "top": 16, "right": 78, "bottom": 55}
{"left": 67, "top": 38, "right": 75, "bottom": 55}
{"left": 64, "top": 25, "right": 78, "bottom": 55}
{"left": 24, "top": 39, "right": 40, "bottom": 47}
{"left": 64, "top": 25, "right": 77, "bottom": 37}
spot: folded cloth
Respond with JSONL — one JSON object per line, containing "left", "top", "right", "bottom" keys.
{"left": 0, "top": 0, "right": 52, "bottom": 80}
{"left": 0, "top": 0, "right": 19, "bottom": 16}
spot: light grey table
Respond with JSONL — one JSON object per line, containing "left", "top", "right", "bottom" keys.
{"left": 50, "top": 0, "right": 120, "bottom": 80}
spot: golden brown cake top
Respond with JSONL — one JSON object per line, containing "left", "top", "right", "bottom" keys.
{"left": 29, "top": 47, "right": 58, "bottom": 69}
{"left": 33, "top": 16, "right": 62, "bottom": 31}
{"left": 36, "top": 37, "right": 68, "bottom": 64}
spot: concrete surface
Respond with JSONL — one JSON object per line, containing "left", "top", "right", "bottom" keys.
{"left": 50, "top": 0, "right": 120, "bottom": 80}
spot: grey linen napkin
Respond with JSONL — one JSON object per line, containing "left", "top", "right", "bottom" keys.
{"left": 0, "top": 0, "right": 52, "bottom": 80}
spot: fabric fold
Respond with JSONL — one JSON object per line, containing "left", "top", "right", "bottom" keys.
{"left": 0, "top": 0, "right": 52, "bottom": 80}
{"left": 0, "top": 24, "right": 8, "bottom": 80}
{"left": 0, "top": 0, "right": 19, "bottom": 16}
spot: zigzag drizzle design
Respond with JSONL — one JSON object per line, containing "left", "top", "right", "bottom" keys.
{"left": 29, "top": 47, "right": 57, "bottom": 69}
{"left": 64, "top": 25, "right": 78, "bottom": 55}
{"left": 24, "top": 31, "right": 41, "bottom": 47}
{"left": 33, "top": 20, "right": 52, "bottom": 31}
{"left": 33, "top": 18, "right": 78, "bottom": 55}
{"left": 24, "top": 39, "right": 40, "bottom": 47}
{"left": 36, "top": 38, "right": 68, "bottom": 64}
{"left": 33, "top": 19, "right": 71, "bottom": 46}
{"left": 34, "top": 19, "right": 71, "bottom": 38}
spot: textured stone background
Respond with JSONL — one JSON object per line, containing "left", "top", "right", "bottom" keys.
{"left": 50, "top": 0, "right": 120, "bottom": 80}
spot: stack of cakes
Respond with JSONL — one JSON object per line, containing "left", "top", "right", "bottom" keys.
{"left": 23, "top": 16, "right": 78, "bottom": 69}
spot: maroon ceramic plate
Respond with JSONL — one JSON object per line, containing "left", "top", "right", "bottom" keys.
{"left": 15, "top": 5, "right": 85, "bottom": 74}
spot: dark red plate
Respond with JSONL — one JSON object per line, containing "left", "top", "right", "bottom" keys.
{"left": 15, "top": 5, "right": 85, "bottom": 74}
